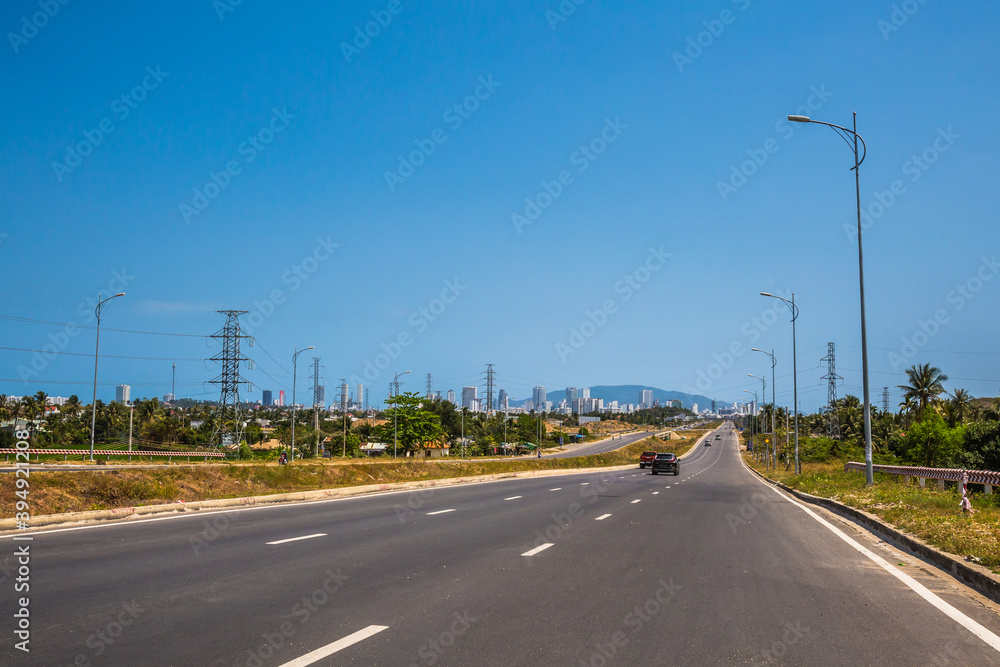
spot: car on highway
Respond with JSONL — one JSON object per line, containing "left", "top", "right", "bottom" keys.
{"left": 639, "top": 451, "right": 657, "bottom": 468}
{"left": 651, "top": 452, "right": 679, "bottom": 475}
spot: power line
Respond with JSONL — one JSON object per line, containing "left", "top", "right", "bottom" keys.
{"left": 0, "top": 345, "right": 205, "bottom": 361}
{"left": 0, "top": 314, "right": 205, "bottom": 337}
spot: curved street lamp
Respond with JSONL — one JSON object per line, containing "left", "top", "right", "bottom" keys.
{"left": 90, "top": 292, "right": 125, "bottom": 461}
{"left": 787, "top": 112, "right": 872, "bottom": 485}
{"left": 761, "top": 292, "right": 799, "bottom": 474}
{"left": 392, "top": 370, "right": 411, "bottom": 459}
{"left": 290, "top": 346, "right": 314, "bottom": 462}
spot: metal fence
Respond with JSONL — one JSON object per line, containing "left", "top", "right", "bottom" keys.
{"left": 1, "top": 448, "right": 226, "bottom": 462}
{"left": 845, "top": 461, "right": 1000, "bottom": 493}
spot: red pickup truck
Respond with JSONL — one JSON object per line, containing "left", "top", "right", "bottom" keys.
{"left": 639, "top": 451, "right": 657, "bottom": 469}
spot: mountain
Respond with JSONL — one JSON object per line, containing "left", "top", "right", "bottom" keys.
{"left": 509, "top": 385, "right": 714, "bottom": 410}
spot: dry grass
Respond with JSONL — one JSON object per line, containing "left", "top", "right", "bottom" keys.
{"left": 744, "top": 455, "right": 1000, "bottom": 573}
{"left": 1, "top": 432, "right": 705, "bottom": 518}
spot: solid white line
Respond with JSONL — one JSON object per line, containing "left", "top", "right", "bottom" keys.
{"left": 278, "top": 625, "right": 389, "bottom": 666}
{"left": 595, "top": 514, "right": 612, "bottom": 521}
{"left": 631, "top": 499, "right": 641, "bottom": 504}
{"left": 426, "top": 509, "right": 455, "bottom": 515}
{"left": 652, "top": 492, "right": 659, "bottom": 495}
{"left": 757, "top": 477, "right": 1000, "bottom": 653}
{"left": 550, "top": 488, "right": 562, "bottom": 491}
{"left": 504, "top": 496, "right": 522, "bottom": 501}
{"left": 266, "top": 533, "right": 326, "bottom": 545}
{"left": 521, "top": 543, "right": 554, "bottom": 557}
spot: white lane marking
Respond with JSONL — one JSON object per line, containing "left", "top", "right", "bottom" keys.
{"left": 426, "top": 509, "right": 455, "bottom": 515}
{"left": 665, "top": 486, "right": 671, "bottom": 488}
{"left": 266, "top": 533, "right": 326, "bottom": 545}
{"left": 278, "top": 625, "right": 389, "bottom": 666}
{"left": 595, "top": 514, "right": 612, "bottom": 521}
{"left": 580, "top": 482, "right": 589, "bottom": 485}
{"left": 522, "top": 543, "right": 554, "bottom": 557}
{"left": 652, "top": 492, "right": 659, "bottom": 495}
{"left": 504, "top": 496, "right": 522, "bottom": 501}
{"left": 757, "top": 480, "right": 1000, "bottom": 653}
{"left": 631, "top": 499, "right": 642, "bottom": 504}
{"left": 550, "top": 487, "right": 562, "bottom": 491}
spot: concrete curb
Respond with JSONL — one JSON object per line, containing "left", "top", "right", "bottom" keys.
{"left": 741, "top": 455, "right": 1000, "bottom": 606}
{"left": 0, "top": 463, "right": 638, "bottom": 533}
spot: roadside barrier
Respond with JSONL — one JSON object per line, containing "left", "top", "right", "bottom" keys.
{"left": 844, "top": 461, "right": 999, "bottom": 495}
{"left": 1, "top": 448, "right": 226, "bottom": 463}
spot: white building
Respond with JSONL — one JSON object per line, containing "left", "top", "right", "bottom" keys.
{"left": 115, "top": 385, "right": 130, "bottom": 404}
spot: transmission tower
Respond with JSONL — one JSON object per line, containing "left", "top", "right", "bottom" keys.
{"left": 209, "top": 310, "right": 252, "bottom": 448}
{"left": 426, "top": 373, "right": 433, "bottom": 399}
{"left": 310, "top": 358, "right": 321, "bottom": 408}
{"left": 820, "top": 342, "right": 842, "bottom": 440}
{"left": 882, "top": 387, "right": 890, "bottom": 414}
{"left": 485, "top": 363, "right": 495, "bottom": 415}
{"left": 340, "top": 379, "right": 348, "bottom": 413}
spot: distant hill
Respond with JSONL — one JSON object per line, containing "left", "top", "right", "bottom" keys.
{"left": 510, "top": 385, "right": 714, "bottom": 410}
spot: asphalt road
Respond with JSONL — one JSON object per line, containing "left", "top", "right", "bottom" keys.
{"left": 541, "top": 428, "right": 655, "bottom": 458}
{"left": 3, "top": 424, "right": 1000, "bottom": 665}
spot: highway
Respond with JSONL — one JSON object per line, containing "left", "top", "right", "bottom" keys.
{"left": 541, "top": 428, "right": 654, "bottom": 458}
{"left": 3, "top": 424, "right": 1000, "bottom": 665}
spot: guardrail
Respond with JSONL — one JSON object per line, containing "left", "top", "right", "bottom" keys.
{"left": 1, "top": 448, "right": 227, "bottom": 463}
{"left": 844, "top": 461, "right": 999, "bottom": 494}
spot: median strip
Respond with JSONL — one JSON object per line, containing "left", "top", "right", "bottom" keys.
{"left": 266, "top": 533, "right": 326, "bottom": 545}
{"left": 278, "top": 625, "right": 389, "bottom": 666}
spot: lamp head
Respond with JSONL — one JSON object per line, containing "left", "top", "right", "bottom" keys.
{"left": 787, "top": 115, "right": 810, "bottom": 122}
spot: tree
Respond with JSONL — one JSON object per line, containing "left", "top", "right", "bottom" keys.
{"left": 378, "top": 392, "right": 444, "bottom": 455}
{"left": 960, "top": 420, "right": 1000, "bottom": 472}
{"left": 898, "top": 364, "right": 949, "bottom": 419}
{"left": 901, "top": 412, "right": 963, "bottom": 468}
{"left": 948, "top": 388, "right": 974, "bottom": 427}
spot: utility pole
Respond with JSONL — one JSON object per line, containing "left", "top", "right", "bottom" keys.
{"left": 311, "top": 358, "right": 321, "bottom": 457}
{"left": 485, "top": 364, "right": 495, "bottom": 416}
{"left": 210, "top": 310, "right": 252, "bottom": 449}
{"left": 821, "top": 342, "right": 842, "bottom": 440}
{"left": 341, "top": 378, "right": 348, "bottom": 457}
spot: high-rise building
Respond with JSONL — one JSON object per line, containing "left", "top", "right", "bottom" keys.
{"left": 317, "top": 385, "right": 325, "bottom": 406}
{"left": 262, "top": 390, "right": 273, "bottom": 406}
{"left": 641, "top": 389, "right": 653, "bottom": 408}
{"left": 356, "top": 384, "right": 364, "bottom": 409}
{"left": 115, "top": 385, "right": 130, "bottom": 404}
{"left": 279, "top": 390, "right": 285, "bottom": 406}
{"left": 712, "top": 399, "right": 717, "bottom": 413}
{"left": 533, "top": 386, "right": 546, "bottom": 410}
{"left": 566, "top": 387, "right": 578, "bottom": 408}
{"left": 498, "top": 389, "right": 508, "bottom": 411}
{"left": 580, "top": 387, "right": 590, "bottom": 399}
{"left": 447, "top": 389, "right": 456, "bottom": 405}
{"left": 667, "top": 399, "right": 682, "bottom": 409}
{"left": 462, "top": 386, "right": 477, "bottom": 409}
{"left": 162, "top": 393, "right": 175, "bottom": 404}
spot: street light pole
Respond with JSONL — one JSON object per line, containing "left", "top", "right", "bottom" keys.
{"left": 749, "top": 374, "right": 767, "bottom": 468}
{"left": 392, "top": 370, "right": 411, "bottom": 459}
{"left": 743, "top": 390, "right": 757, "bottom": 459}
{"left": 291, "top": 346, "right": 314, "bottom": 463}
{"left": 761, "top": 292, "right": 800, "bottom": 474}
{"left": 788, "top": 112, "right": 872, "bottom": 485}
{"left": 89, "top": 292, "right": 125, "bottom": 462}
{"left": 752, "top": 347, "right": 777, "bottom": 466}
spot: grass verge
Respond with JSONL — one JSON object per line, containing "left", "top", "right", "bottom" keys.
{"left": 1, "top": 432, "right": 704, "bottom": 518}
{"left": 743, "top": 453, "right": 1000, "bottom": 574}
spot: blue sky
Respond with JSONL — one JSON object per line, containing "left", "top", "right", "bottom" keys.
{"left": 2, "top": 0, "right": 998, "bottom": 412}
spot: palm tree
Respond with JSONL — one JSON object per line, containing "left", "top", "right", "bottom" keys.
{"left": 949, "top": 388, "right": 973, "bottom": 426}
{"left": 898, "top": 364, "right": 948, "bottom": 418}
